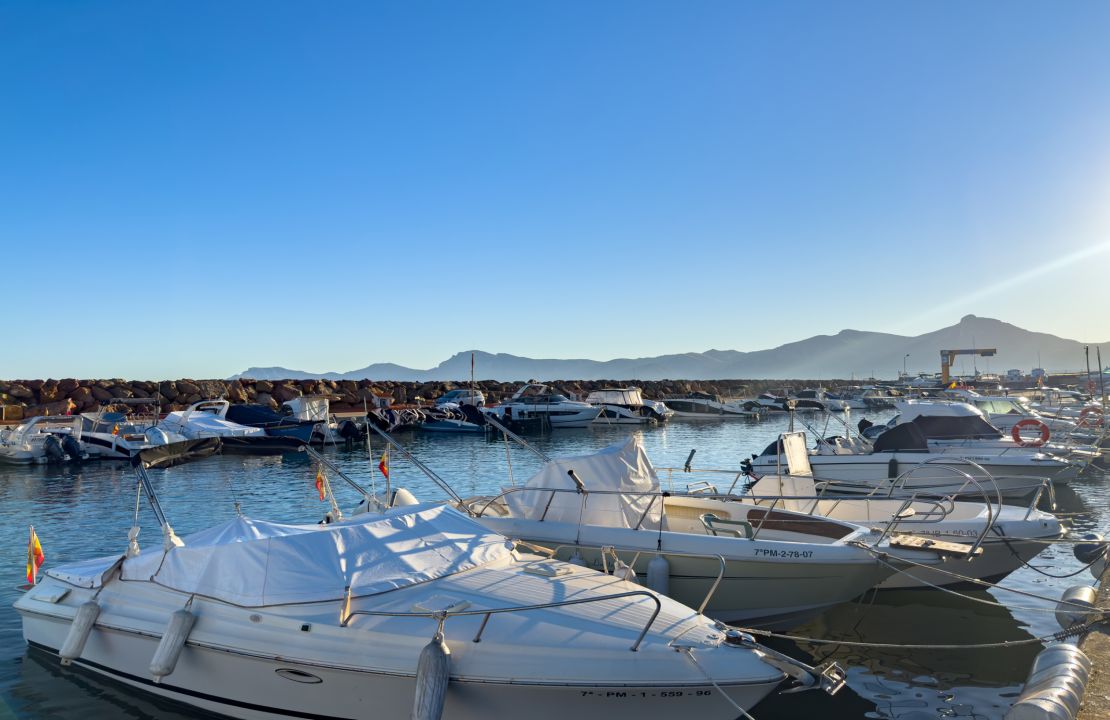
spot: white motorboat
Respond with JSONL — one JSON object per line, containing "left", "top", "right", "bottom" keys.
{"left": 76, "top": 398, "right": 187, "bottom": 460}
{"left": 740, "top": 432, "right": 1064, "bottom": 590}
{"left": 159, "top": 400, "right": 302, "bottom": 453}
{"left": 0, "top": 416, "right": 87, "bottom": 464}
{"left": 663, "top": 392, "right": 761, "bottom": 418}
{"left": 16, "top": 473, "right": 841, "bottom": 720}
{"left": 792, "top": 389, "right": 850, "bottom": 412}
{"left": 862, "top": 400, "right": 1097, "bottom": 472}
{"left": 587, "top": 387, "right": 670, "bottom": 425}
{"left": 459, "top": 438, "right": 947, "bottom": 627}
{"left": 486, "top": 384, "right": 600, "bottom": 429}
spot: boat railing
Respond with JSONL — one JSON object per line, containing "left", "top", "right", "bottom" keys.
{"left": 339, "top": 588, "right": 663, "bottom": 652}
{"left": 536, "top": 543, "right": 727, "bottom": 614}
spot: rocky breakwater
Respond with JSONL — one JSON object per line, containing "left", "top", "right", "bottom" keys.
{"left": 0, "top": 378, "right": 845, "bottom": 419}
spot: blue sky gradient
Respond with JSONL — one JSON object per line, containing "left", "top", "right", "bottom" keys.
{"left": 2, "top": 2, "right": 1109, "bottom": 378}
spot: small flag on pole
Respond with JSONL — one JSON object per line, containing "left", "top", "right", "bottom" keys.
{"left": 314, "top": 467, "right": 326, "bottom": 501}
{"left": 26, "top": 526, "right": 44, "bottom": 585}
{"left": 378, "top": 447, "right": 390, "bottom": 480}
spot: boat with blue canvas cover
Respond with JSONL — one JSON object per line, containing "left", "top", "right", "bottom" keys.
{"left": 224, "top": 402, "right": 317, "bottom": 443}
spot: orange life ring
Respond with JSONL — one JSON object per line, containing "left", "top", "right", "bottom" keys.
{"left": 1012, "top": 418, "right": 1050, "bottom": 447}
{"left": 1078, "top": 405, "right": 1104, "bottom": 429}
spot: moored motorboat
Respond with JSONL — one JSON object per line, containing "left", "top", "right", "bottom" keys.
{"left": 158, "top": 400, "right": 303, "bottom": 454}
{"left": 0, "top": 416, "right": 87, "bottom": 464}
{"left": 663, "top": 392, "right": 760, "bottom": 418}
{"left": 15, "top": 466, "right": 841, "bottom": 720}
{"left": 587, "top": 387, "right": 668, "bottom": 425}
{"left": 485, "top": 384, "right": 600, "bottom": 429}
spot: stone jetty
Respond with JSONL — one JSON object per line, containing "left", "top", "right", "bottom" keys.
{"left": 0, "top": 377, "right": 840, "bottom": 419}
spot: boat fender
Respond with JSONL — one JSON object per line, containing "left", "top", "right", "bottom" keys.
{"left": 1072, "top": 533, "right": 1106, "bottom": 564}
{"left": 1012, "top": 419, "right": 1051, "bottom": 447}
{"left": 59, "top": 601, "right": 101, "bottom": 666}
{"left": 887, "top": 457, "right": 899, "bottom": 479}
{"left": 646, "top": 555, "right": 670, "bottom": 595}
{"left": 612, "top": 557, "right": 638, "bottom": 583}
{"left": 150, "top": 606, "right": 197, "bottom": 682}
{"left": 567, "top": 550, "right": 587, "bottom": 567}
{"left": 1005, "top": 643, "right": 1090, "bottom": 720}
{"left": 1054, "top": 585, "right": 1097, "bottom": 629}
{"left": 412, "top": 629, "right": 450, "bottom": 720}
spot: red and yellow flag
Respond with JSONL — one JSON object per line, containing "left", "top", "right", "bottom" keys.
{"left": 378, "top": 447, "right": 390, "bottom": 480}
{"left": 26, "top": 526, "right": 44, "bottom": 585}
{"left": 314, "top": 467, "right": 326, "bottom": 501}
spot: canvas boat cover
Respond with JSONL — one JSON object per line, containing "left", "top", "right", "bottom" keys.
{"left": 47, "top": 503, "right": 514, "bottom": 606}
{"left": 505, "top": 437, "right": 664, "bottom": 530}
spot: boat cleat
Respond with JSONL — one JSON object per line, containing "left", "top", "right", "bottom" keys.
{"left": 723, "top": 629, "right": 846, "bottom": 696}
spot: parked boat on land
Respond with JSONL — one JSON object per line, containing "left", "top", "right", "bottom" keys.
{"left": 0, "top": 416, "right": 87, "bottom": 464}
{"left": 484, "top": 384, "right": 600, "bottom": 429}
{"left": 16, "top": 467, "right": 833, "bottom": 720}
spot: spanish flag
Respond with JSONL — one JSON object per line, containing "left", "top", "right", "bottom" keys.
{"left": 378, "top": 447, "right": 390, "bottom": 480}
{"left": 26, "top": 526, "right": 44, "bottom": 585}
{"left": 314, "top": 467, "right": 326, "bottom": 501}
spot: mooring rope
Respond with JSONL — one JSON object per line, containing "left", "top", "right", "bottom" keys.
{"left": 683, "top": 648, "right": 757, "bottom": 720}
{"left": 733, "top": 617, "right": 1100, "bottom": 651}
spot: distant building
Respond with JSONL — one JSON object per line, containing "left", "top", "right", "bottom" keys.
{"left": 1006, "top": 369, "right": 1022, "bottom": 381}
{"left": 1031, "top": 368, "right": 1048, "bottom": 380}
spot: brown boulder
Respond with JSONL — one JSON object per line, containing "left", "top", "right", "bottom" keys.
{"left": 108, "top": 385, "right": 133, "bottom": 400}
{"left": 197, "top": 380, "right": 227, "bottom": 399}
{"left": 254, "top": 392, "right": 277, "bottom": 409}
{"left": 26, "top": 399, "right": 76, "bottom": 417}
{"left": 68, "top": 386, "right": 93, "bottom": 405}
{"left": 158, "top": 381, "right": 179, "bottom": 401}
{"left": 255, "top": 380, "right": 274, "bottom": 393}
{"left": 39, "top": 383, "right": 59, "bottom": 402}
{"left": 176, "top": 380, "right": 201, "bottom": 397}
{"left": 273, "top": 384, "right": 302, "bottom": 403}
{"left": 90, "top": 385, "right": 114, "bottom": 403}
{"left": 58, "top": 378, "right": 80, "bottom": 393}
{"left": 226, "top": 381, "right": 248, "bottom": 404}
{"left": 7, "top": 384, "right": 34, "bottom": 400}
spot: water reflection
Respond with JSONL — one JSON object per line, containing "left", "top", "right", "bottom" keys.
{"left": 0, "top": 415, "right": 1105, "bottom": 720}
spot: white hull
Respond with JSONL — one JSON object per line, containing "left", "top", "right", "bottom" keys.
{"left": 21, "top": 613, "right": 778, "bottom": 720}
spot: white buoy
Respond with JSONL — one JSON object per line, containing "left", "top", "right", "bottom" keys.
{"left": 149, "top": 608, "right": 197, "bottom": 682}
{"left": 59, "top": 601, "right": 101, "bottom": 666}
{"left": 412, "top": 632, "right": 450, "bottom": 720}
{"left": 1054, "top": 585, "right": 1097, "bottom": 629}
{"left": 392, "top": 488, "right": 420, "bottom": 507}
{"left": 1006, "top": 644, "right": 1091, "bottom": 720}
{"left": 646, "top": 555, "right": 670, "bottom": 595}
{"left": 567, "top": 550, "right": 587, "bottom": 567}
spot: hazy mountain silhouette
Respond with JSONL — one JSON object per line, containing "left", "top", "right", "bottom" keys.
{"left": 232, "top": 315, "right": 1108, "bottom": 381}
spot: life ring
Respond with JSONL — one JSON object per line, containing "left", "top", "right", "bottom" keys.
{"left": 1078, "top": 406, "right": 1104, "bottom": 429}
{"left": 1011, "top": 418, "right": 1050, "bottom": 447}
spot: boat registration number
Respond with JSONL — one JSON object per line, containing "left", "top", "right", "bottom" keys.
{"left": 753, "top": 548, "right": 814, "bottom": 559}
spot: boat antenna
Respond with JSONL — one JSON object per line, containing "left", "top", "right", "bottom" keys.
{"left": 1098, "top": 346, "right": 1107, "bottom": 408}
{"left": 363, "top": 398, "right": 377, "bottom": 499}
{"left": 365, "top": 423, "right": 466, "bottom": 507}
{"left": 1085, "top": 345, "right": 1093, "bottom": 396}
{"left": 130, "top": 458, "right": 184, "bottom": 552}
{"left": 484, "top": 412, "right": 551, "bottom": 462}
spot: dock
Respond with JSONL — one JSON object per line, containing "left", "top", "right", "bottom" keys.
{"left": 1077, "top": 569, "right": 1110, "bottom": 720}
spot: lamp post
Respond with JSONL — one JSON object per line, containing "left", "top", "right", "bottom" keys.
{"left": 903, "top": 354, "right": 910, "bottom": 378}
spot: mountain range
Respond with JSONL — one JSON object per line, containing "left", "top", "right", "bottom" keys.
{"left": 232, "top": 315, "right": 1108, "bottom": 382}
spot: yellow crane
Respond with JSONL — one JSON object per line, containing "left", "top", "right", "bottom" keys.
{"left": 940, "top": 348, "right": 997, "bottom": 384}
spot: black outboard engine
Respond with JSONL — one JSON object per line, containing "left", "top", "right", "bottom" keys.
{"left": 43, "top": 435, "right": 65, "bottom": 462}
{"left": 61, "top": 435, "right": 84, "bottom": 461}
{"left": 337, "top": 419, "right": 362, "bottom": 440}
{"left": 857, "top": 418, "right": 873, "bottom": 433}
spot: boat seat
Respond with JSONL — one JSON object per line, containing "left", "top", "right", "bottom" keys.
{"left": 700, "top": 513, "right": 754, "bottom": 539}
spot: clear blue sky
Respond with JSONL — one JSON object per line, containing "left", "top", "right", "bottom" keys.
{"left": 2, "top": 2, "right": 1108, "bottom": 379}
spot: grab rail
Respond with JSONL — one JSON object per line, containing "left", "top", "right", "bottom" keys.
{"left": 340, "top": 589, "right": 662, "bottom": 652}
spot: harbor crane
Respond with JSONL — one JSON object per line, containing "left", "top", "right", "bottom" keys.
{"left": 940, "top": 348, "right": 997, "bottom": 384}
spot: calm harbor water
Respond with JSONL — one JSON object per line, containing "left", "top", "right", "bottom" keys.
{"left": 0, "top": 411, "right": 1105, "bottom": 720}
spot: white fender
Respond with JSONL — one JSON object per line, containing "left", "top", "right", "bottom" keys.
{"left": 59, "top": 601, "right": 101, "bottom": 666}
{"left": 646, "top": 555, "right": 670, "bottom": 595}
{"left": 412, "top": 633, "right": 450, "bottom": 720}
{"left": 149, "top": 608, "right": 197, "bottom": 682}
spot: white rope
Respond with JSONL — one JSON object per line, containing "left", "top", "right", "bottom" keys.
{"left": 682, "top": 648, "right": 757, "bottom": 720}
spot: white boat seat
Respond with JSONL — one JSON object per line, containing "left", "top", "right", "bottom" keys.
{"left": 700, "top": 513, "right": 754, "bottom": 539}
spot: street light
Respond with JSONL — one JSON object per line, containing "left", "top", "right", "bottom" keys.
{"left": 903, "top": 354, "right": 910, "bottom": 377}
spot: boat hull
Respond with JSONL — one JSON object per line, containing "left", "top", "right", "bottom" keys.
{"left": 19, "top": 603, "right": 779, "bottom": 720}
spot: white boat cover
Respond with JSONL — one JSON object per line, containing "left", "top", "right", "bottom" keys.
{"left": 505, "top": 437, "right": 663, "bottom": 530}
{"left": 48, "top": 503, "right": 514, "bottom": 606}
{"left": 159, "top": 410, "right": 266, "bottom": 438}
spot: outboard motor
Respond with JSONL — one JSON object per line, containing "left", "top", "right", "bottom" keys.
{"left": 337, "top": 419, "right": 362, "bottom": 440}
{"left": 144, "top": 427, "right": 171, "bottom": 446}
{"left": 43, "top": 435, "right": 66, "bottom": 462}
{"left": 61, "top": 435, "right": 84, "bottom": 461}
{"left": 857, "top": 418, "right": 873, "bottom": 433}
